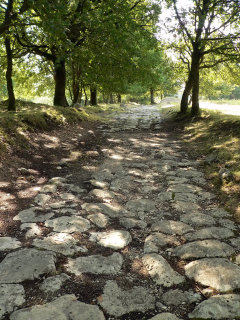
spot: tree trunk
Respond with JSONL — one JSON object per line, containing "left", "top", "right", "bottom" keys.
{"left": 191, "top": 61, "right": 200, "bottom": 116}
{"left": 117, "top": 94, "right": 121, "bottom": 103}
{"left": 5, "top": 36, "right": 15, "bottom": 111}
{"left": 150, "top": 88, "right": 155, "bottom": 105}
{"left": 90, "top": 86, "right": 97, "bottom": 105}
{"left": 72, "top": 82, "right": 80, "bottom": 104}
{"left": 109, "top": 93, "right": 114, "bottom": 104}
{"left": 180, "top": 76, "right": 193, "bottom": 113}
{"left": 53, "top": 59, "right": 68, "bottom": 107}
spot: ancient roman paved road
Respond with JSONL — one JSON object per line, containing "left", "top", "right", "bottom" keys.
{"left": 1, "top": 104, "right": 240, "bottom": 320}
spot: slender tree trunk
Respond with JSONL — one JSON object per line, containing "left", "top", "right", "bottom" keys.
{"left": 150, "top": 88, "right": 155, "bottom": 105}
{"left": 191, "top": 60, "right": 200, "bottom": 116}
{"left": 5, "top": 36, "right": 15, "bottom": 111}
{"left": 180, "top": 76, "right": 193, "bottom": 113}
{"left": 109, "top": 93, "right": 114, "bottom": 104}
{"left": 53, "top": 59, "right": 68, "bottom": 107}
{"left": 90, "top": 86, "right": 97, "bottom": 105}
{"left": 83, "top": 86, "right": 88, "bottom": 106}
{"left": 72, "top": 82, "right": 80, "bottom": 104}
{"left": 117, "top": 94, "right": 121, "bottom": 103}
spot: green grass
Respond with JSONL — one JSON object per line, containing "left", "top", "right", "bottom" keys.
{"left": 160, "top": 104, "right": 240, "bottom": 221}
{"left": 0, "top": 100, "right": 101, "bottom": 156}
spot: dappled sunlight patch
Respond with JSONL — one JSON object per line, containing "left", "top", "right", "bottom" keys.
{"left": 17, "top": 186, "right": 41, "bottom": 199}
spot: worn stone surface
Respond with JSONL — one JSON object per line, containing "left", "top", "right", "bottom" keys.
{"left": 149, "top": 314, "right": 182, "bottom": 320}
{"left": 184, "top": 227, "right": 234, "bottom": 241}
{"left": 40, "top": 274, "right": 70, "bottom": 293}
{"left": 33, "top": 233, "right": 87, "bottom": 256}
{"left": 34, "top": 194, "right": 51, "bottom": 206}
{"left": 88, "top": 189, "right": 114, "bottom": 201}
{"left": 87, "top": 213, "right": 109, "bottom": 228}
{"left": 185, "top": 258, "right": 240, "bottom": 292}
{"left": 90, "top": 230, "right": 132, "bottom": 249}
{"left": 0, "top": 237, "right": 21, "bottom": 251}
{"left": 66, "top": 253, "right": 123, "bottom": 275}
{"left": 0, "top": 249, "right": 56, "bottom": 283}
{"left": 10, "top": 294, "right": 105, "bottom": 320}
{"left": 161, "top": 289, "right": 201, "bottom": 306}
{"left": 81, "top": 202, "right": 124, "bottom": 218}
{"left": 126, "top": 199, "right": 156, "bottom": 212}
{"left": 120, "top": 217, "right": 147, "bottom": 229}
{"left": 0, "top": 284, "right": 25, "bottom": 318}
{"left": 180, "top": 212, "right": 215, "bottom": 227}
{"left": 144, "top": 233, "right": 180, "bottom": 253}
{"left": 142, "top": 254, "right": 185, "bottom": 287}
{"left": 20, "top": 223, "right": 42, "bottom": 238}
{"left": 99, "top": 280, "right": 155, "bottom": 317}
{"left": 45, "top": 216, "right": 90, "bottom": 233}
{"left": 152, "top": 220, "right": 193, "bottom": 235}
{"left": 173, "top": 240, "right": 235, "bottom": 259}
{"left": 188, "top": 294, "right": 240, "bottom": 319}
{"left": 14, "top": 208, "right": 54, "bottom": 223}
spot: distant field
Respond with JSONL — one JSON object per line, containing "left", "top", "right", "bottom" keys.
{"left": 200, "top": 100, "right": 240, "bottom": 116}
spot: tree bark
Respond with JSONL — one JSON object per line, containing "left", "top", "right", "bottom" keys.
{"left": 117, "top": 94, "right": 121, "bottom": 103}
{"left": 5, "top": 36, "right": 15, "bottom": 111}
{"left": 53, "top": 59, "right": 68, "bottom": 106}
{"left": 72, "top": 82, "right": 80, "bottom": 104}
{"left": 109, "top": 93, "right": 114, "bottom": 104}
{"left": 90, "top": 86, "right": 97, "bottom": 105}
{"left": 180, "top": 75, "right": 193, "bottom": 113}
{"left": 191, "top": 60, "right": 200, "bottom": 116}
{"left": 150, "top": 88, "right": 155, "bottom": 105}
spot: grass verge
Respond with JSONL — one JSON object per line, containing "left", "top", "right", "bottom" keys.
{"left": 0, "top": 100, "right": 101, "bottom": 157}
{"left": 160, "top": 105, "right": 240, "bottom": 222}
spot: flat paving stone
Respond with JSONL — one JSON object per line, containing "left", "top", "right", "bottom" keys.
{"left": 0, "top": 237, "right": 21, "bottom": 251}
{"left": 33, "top": 233, "right": 87, "bottom": 256}
{"left": 66, "top": 253, "right": 123, "bottom": 275}
{"left": 89, "top": 230, "right": 132, "bottom": 249}
{"left": 152, "top": 220, "right": 193, "bottom": 235}
{"left": 149, "top": 314, "right": 182, "bottom": 320}
{"left": 40, "top": 274, "right": 70, "bottom": 293}
{"left": 173, "top": 240, "right": 235, "bottom": 259}
{"left": 99, "top": 280, "right": 155, "bottom": 317}
{"left": 45, "top": 216, "right": 90, "bottom": 233}
{"left": 172, "top": 201, "right": 201, "bottom": 213}
{"left": 185, "top": 258, "right": 240, "bottom": 292}
{"left": 120, "top": 217, "right": 147, "bottom": 229}
{"left": 180, "top": 212, "right": 216, "bottom": 227}
{"left": 230, "top": 237, "right": 240, "bottom": 248}
{"left": 142, "top": 253, "right": 185, "bottom": 287}
{"left": 88, "top": 189, "right": 114, "bottom": 201}
{"left": 144, "top": 233, "right": 180, "bottom": 253}
{"left": 184, "top": 227, "right": 234, "bottom": 241}
{"left": 13, "top": 208, "right": 54, "bottom": 223}
{"left": 188, "top": 294, "right": 240, "bottom": 319}
{"left": 10, "top": 294, "right": 105, "bottom": 320}
{"left": 82, "top": 202, "right": 125, "bottom": 218}
{"left": 20, "top": 223, "right": 42, "bottom": 238}
{"left": 0, "top": 249, "right": 56, "bottom": 283}
{"left": 126, "top": 198, "right": 156, "bottom": 212}
{"left": 0, "top": 284, "right": 25, "bottom": 319}
{"left": 87, "top": 213, "right": 109, "bottom": 228}
{"left": 161, "top": 289, "right": 201, "bottom": 306}
{"left": 34, "top": 194, "right": 51, "bottom": 206}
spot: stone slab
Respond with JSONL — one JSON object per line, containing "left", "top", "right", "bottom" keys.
{"left": 81, "top": 203, "right": 124, "bottom": 218}
{"left": 180, "top": 213, "right": 215, "bottom": 227}
{"left": 14, "top": 208, "right": 54, "bottom": 223}
{"left": 10, "top": 294, "right": 105, "bottom": 320}
{"left": 20, "top": 223, "right": 42, "bottom": 238}
{"left": 126, "top": 199, "right": 156, "bottom": 212}
{"left": 33, "top": 233, "right": 87, "bottom": 256}
{"left": 99, "top": 280, "right": 155, "bottom": 317}
{"left": 0, "top": 237, "right": 21, "bottom": 251}
{"left": 144, "top": 233, "right": 180, "bottom": 253}
{"left": 88, "top": 213, "right": 109, "bottom": 228}
{"left": 142, "top": 253, "right": 185, "bottom": 287}
{"left": 185, "top": 258, "right": 240, "bottom": 292}
{"left": 161, "top": 289, "right": 201, "bottom": 306}
{"left": 120, "top": 217, "right": 147, "bottom": 229}
{"left": 184, "top": 227, "right": 234, "bottom": 241}
{"left": 45, "top": 216, "right": 90, "bottom": 233}
{"left": 0, "top": 284, "right": 25, "bottom": 318}
{"left": 89, "top": 230, "right": 132, "bottom": 249}
{"left": 152, "top": 220, "right": 193, "bottom": 235}
{"left": 149, "top": 314, "right": 182, "bottom": 320}
{"left": 173, "top": 240, "right": 235, "bottom": 259}
{"left": 189, "top": 294, "right": 240, "bottom": 319}
{"left": 66, "top": 253, "right": 123, "bottom": 275}
{"left": 88, "top": 189, "right": 114, "bottom": 201}
{"left": 0, "top": 248, "right": 56, "bottom": 284}
{"left": 40, "top": 274, "right": 70, "bottom": 293}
